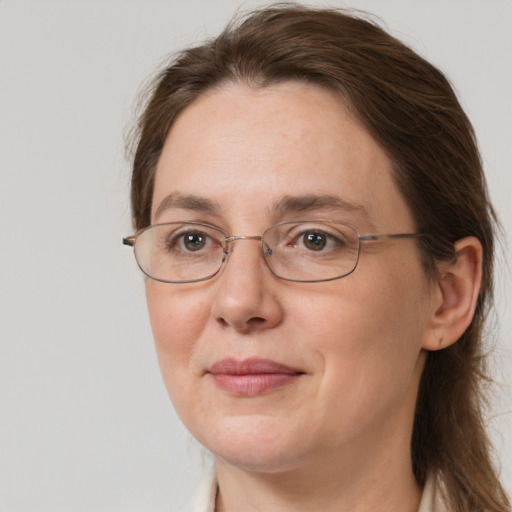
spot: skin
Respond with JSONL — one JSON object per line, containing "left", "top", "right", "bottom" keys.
{"left": 145, "top": 82, "right": 482, "bottom": 512}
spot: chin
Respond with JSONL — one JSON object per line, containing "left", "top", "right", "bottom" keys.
{"left": 195, "top": 414, "right": 306, "bottom": 473}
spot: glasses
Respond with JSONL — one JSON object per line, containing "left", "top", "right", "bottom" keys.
{"left": 123, "top": 220, "right": 426, "bottom": 283}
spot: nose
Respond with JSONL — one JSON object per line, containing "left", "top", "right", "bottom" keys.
{"left": 210, "top": 237, "right": 284, "bottom": 333}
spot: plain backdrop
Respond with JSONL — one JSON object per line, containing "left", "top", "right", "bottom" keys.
{"left": 0, "top": 1, "right": 510, "bottom": 510}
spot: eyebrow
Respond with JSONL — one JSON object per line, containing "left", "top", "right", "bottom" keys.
{"left": 154, "top": 193, "right": 221, "bottom": 220}
{"left": 270, "top": 194, "right": 374, "bottom": 227}
{"left": 153, "top": 192, "right": 373, "bottom": 228}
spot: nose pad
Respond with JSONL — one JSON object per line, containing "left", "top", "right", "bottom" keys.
{"left": 218, "top": 235, "right": 265, "bottom": 277}
{"left": 210, "top": 237, "right": 283, "bottom": 332}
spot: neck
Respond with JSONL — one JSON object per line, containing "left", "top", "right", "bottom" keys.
{"left": 214, "top": 433, "right": 422, "bottom": 512}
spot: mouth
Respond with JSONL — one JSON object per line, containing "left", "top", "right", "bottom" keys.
{"left": 207, "top": 357, "right": 305, "bottom": 397}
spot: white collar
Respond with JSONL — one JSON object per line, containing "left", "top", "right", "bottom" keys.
{"left": 180, "top": 467, "right": 216, "bottom": 512}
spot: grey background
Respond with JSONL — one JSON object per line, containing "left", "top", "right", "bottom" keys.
{"left": 0, "top": 1, "right": 510, "bottom": 510}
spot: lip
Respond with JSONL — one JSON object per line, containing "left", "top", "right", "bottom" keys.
{"left": 207, "top": 358, "right": 304, "bottom": 397}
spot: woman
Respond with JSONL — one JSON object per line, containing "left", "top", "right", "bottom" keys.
{"left": 123, "top": 5, "right": 510, "bottom": 511}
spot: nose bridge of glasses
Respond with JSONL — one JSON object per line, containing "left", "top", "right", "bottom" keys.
{"left": 225, "top": 235, "right": 263, "bottom": 244}
{"left": 223, "top": 235, "right": 266, "bottom": 260}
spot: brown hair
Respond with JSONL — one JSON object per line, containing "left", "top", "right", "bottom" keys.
{"left": 129, "top": 4, "right": 509, "bottom": 510}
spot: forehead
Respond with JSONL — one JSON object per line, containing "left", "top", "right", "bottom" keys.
{"left": 152, "top": 81, "right": 414, "bottom": 232}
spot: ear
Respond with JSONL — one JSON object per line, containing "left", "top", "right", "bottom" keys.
{"left": 422, "top": 237, "right": 483, "bottom": 351}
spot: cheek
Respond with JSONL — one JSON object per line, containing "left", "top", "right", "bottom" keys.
{"left": 295, "top": 260, "right": 430, "bottom": 403}
{"left": 145, "top": 282, "right": 211, "bottom": 388}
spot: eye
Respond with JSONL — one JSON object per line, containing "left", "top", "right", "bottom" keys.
{"left": 293, "top": 228, "right": 347, "bottom": 253}
{"left": 270, "top": 222, "right": 357, "bottom": 256}
{"left": 181, "top": 232, "right": 207, "bottom": 251}
{"left": 302, "top": 231, "right": 328, "bottom": 251}
{"left": 161, "top": 225, "right": 222, "bottom": 255}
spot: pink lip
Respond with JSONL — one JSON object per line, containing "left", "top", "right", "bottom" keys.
{"left": 208, "top": 358, "right": 304, "bottom": 397}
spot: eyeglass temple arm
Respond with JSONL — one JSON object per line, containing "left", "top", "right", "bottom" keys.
{"left": 359, "top": 233, "right": 426, "bottom": 242}
{"left": 123, "top": 236, "right": 136, "bottom": 247}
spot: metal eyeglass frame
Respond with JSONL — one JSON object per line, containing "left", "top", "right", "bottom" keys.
{"left": 122, "top": 220, "right": 427, "bottom": 283}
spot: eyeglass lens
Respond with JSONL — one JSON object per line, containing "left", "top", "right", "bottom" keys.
{"left": 133, "top": 221, "right": 361, "bottom": 283}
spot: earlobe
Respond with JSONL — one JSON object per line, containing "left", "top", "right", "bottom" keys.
{"left": 422, "top": 237, "right": 483, "bottom": 351}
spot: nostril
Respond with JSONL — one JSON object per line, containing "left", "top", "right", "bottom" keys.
{"left": 240, "top": 316, "right": 267, "bottom": 332}
{"left": 216, "top": 315, "right": 266, "bottom": 331}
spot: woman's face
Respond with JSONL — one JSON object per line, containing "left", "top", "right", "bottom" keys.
{"left": 146, "top": 82, "right": 437, "bottom": 474}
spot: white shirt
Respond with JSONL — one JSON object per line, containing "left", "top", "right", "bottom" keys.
{"left": 180, "top": 468, "right": 447, "bottom": 512}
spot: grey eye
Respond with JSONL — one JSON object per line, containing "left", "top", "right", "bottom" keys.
{"left": 182, "top": 232, "right": 207, "bottom": 251}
